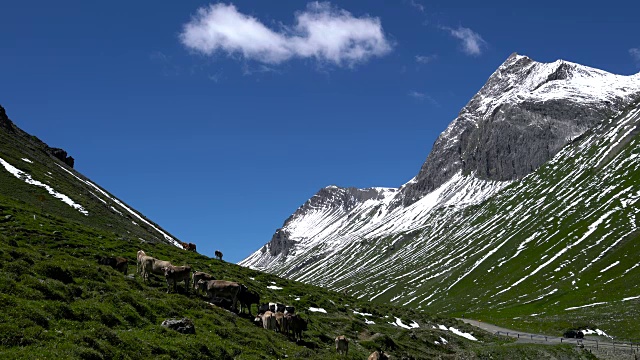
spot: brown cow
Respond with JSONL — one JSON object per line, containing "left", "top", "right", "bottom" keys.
{"left": 186, "top": 242, "right": 197, "bottom": 252}
{"left": 98, "top": 256, "right": 128, "bottom": 275}
{"left": 164, "top": 265, "right": 192, "bottom": 293}
{"left": 140, "top": 256, "right": 172, "bottom": 283}
{"left": 368, "top": 350, "right": 389, "bottom": 360}
{"left": 335, "top": 335, "right": 349, "bottom": 355}
{"left": 238, "top": 285, "right": 260, "bottom": 316}
{"left": 289, "top": 314, "right": 308, "bottom": 342}
{"left": 198, "top": 280, "right": 241, "bottom": 311}
{"left": 192, "top": 271, "right": 215, "bottom": 294}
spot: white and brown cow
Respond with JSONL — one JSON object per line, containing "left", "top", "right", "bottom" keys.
{"left": 164, "top": 265, "right": 192, "bottom": 293}
{"left": 140, "top": 256, "right": 173, "bottom": 283}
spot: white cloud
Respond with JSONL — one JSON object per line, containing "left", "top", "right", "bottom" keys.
{"left": 408, "top": 91, "right": 438, "bottom": 105}
{"left": 630, "top": 48, "right": 640, "bottom": 63}
{"left": 180, "top": 2, "right": 392, "bottom": 67}
{"left": 444, "top": 26, "right": 486, "bottom": 56}
{"left": 407, "top": 0, "right": 425, "bottom": 12}
{"left": 415, "top": 54, "right": 437, "bottom": 64}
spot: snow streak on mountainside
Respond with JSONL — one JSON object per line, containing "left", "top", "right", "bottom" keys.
{"left": 240, "top": 55, "right": 640, "bottom": 329}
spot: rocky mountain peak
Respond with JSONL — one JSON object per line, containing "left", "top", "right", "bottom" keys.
{"left": 392, "top": 53, "right": 640, "bottom": 208}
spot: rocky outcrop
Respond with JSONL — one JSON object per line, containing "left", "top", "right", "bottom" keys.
{"left": 161, "top": 318, "right": 195, "bottom": 334}
{"left": 264, "top": 228, "right": 295, "bottom": 257}
{"left": 394, "top": 53, "right": 640, "bottom": 207}
{"left": 46, "top": 147, "right": 75, "bottom": 168}
{"left": 0, "top": 105, "right": 15, "bottom": 133}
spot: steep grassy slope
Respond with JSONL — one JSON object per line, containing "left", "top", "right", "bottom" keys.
{"left": 0, "top": 193, "right": 597, "bottom": 359}
{"left": 243, "top": 99, "right": 640, "bottom": 340}
{"left": 0, "top": 106, "right": 181, "bottom": 248}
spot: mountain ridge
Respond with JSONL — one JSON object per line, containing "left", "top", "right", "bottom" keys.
{"left": 240, "top": 54, "right": 640, "bottom": 338}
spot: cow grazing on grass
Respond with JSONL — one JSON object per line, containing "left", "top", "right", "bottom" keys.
{"left": 192, "top": 271, "right": 215, "bottom": 294}
{"left": 368, "top": 350, "right": 389, "bottom": 360}
{"left": 335, "top": 335, "right": 349, "bottom": 355}
{"left": 238, "top": 285, "right": 260, "bottom": 316}
{"left": 289, "top": 314, "right": 308, "bottom": 342}
{"left": 214, "top": 250, "right": 223, "bottom": 260}
{"left": 98, "top": 256, "right": 128, "bottom": 275}
{"left": 198, "top": 280, "right": 241, "bottom": 312}
{"left": 186, "top": 242, "right": 197, "bottom": 252}
{"left": 164, "top": 265, "right": 192, "bottom": 293}
{"left": 140, "top": 256, "right": 173, "bottom": 283}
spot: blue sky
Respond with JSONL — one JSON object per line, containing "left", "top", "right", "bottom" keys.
{"left": 1, "top": 0, "right": 638, "bottom": 263}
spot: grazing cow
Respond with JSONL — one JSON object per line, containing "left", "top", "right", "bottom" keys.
{"left": 368, "top": 350, "right": 389, "bottom": 360}
{"left": 98, "top": 256, "right": 128, "bottom": 275}
{"left": 289, "top": 314, "right": 308, "bottom": 342}
{"left": 140, "top": 256, "right": 173, "bottom": 283}
{"left": 164, "top": 265, "right": 192, "bottom": 293}
{"left": 261, "top": 311, "right": 278, "bottom": 330}
{"left": 238, "top": 285, "right": 260, "bottom": 315}
{"left": 198, "top": 280, "right": 241, "bottom": 311}
{"left": 335, "top": 335, "right": 349, "bottom": 355}
{"left": 192, "top": 271, "right": 215, "bottom": 294}
{"left": 214, "top": 250, "right": 223, "bottom": 260}
{"left": 186, "top": 242, "right": 197, "bottom": 252}
{"left": 136, "top": 250, "right": 146, "bottom": 274}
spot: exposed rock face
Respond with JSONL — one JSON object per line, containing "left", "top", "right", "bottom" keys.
{"left": 46, "top": 147, "right": 75, "bottom": 168}
{"left": 257, "top": 186, "right": 396, "bottom": 264}
{"left": 393, "top": 53, "right": 640, "bottom": 207}
{"left": 0, "top": 105, "right": 15, "bottom": 133}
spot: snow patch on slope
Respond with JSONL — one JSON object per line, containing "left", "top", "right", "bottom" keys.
{"left": 0, "top": 157, "right": 88, "bottom": 215}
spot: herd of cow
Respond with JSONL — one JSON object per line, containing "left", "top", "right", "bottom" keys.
{"left": 98, "top": 251, "right": 390, "bottom": 358}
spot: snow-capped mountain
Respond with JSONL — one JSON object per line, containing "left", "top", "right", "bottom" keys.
{"left": 240, "top": 54, "right": 640, "bottom": 325}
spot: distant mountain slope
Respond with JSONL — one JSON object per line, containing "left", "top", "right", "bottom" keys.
{"left": 0, "top": 105, "right": 182, "bottom": 247}
{"left": 240, "top": 55, "right": 640, "bottom": 338}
